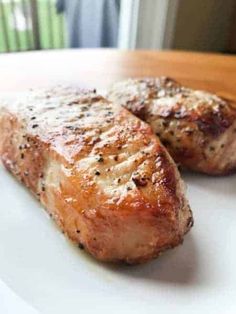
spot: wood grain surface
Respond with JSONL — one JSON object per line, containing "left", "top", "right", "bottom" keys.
{"left": 0, "top": 49, "right": 236, "bottom": 101}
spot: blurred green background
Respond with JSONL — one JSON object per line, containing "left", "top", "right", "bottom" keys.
{"left": 0, "top": 0, "right": 65, "bottom": 52}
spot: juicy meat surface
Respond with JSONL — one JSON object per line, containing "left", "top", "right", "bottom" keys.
{"left": 0, "top": 87, "right": 193, "bottom": 264}
{"left": 108, "top": 77, "right": 236, "bottom": 175}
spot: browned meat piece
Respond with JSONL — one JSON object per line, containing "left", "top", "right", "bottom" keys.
{"left": 108, "top": 77, "right": 236, "bottom": 175}
{"left": 0, "top": 87, "right": 192, "bottom": 264}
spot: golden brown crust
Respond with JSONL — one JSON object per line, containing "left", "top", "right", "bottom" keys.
{"left": 108, "top": 77, "right": 236, "bottom": 175}
{"left": 0, "top": 87, "right": 192, "bottom": 263}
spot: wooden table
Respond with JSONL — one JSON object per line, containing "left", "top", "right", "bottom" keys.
{"left": 0, "top": 49, "right": 236, "bottom": 101}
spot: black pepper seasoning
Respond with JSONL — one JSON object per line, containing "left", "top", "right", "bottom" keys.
{"left": 81, "top": 106, "right": 88, "bottom": 112}
{"left": 65, "top": 126, "right": 74, "bottom": 130}
{"left": 78, "top": 243, "right": 84, "bottom": 250}
{"left": 97, "top": 156, "right": 104, "bottom": 162}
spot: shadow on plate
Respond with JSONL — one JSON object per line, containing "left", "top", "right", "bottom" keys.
{"left": 101, "top": 233, "right": 201, "bottom": 286}
{"left": 182, "top": 170, "right": 236, "bottom": 197}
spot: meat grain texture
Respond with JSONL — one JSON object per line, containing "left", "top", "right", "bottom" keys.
{"left": 0, "top": 87, "right": 193, "bottom": 264}
{"left": 108, "top": 77, "right": 236, "bottom": 175}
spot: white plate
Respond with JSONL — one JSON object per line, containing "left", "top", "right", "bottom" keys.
{"left": 0, "top": 163, "right": 236, "bottom": 314}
